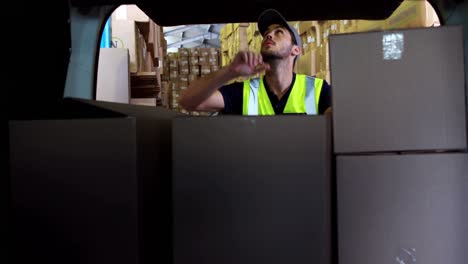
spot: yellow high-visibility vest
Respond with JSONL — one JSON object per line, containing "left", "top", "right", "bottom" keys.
{"left": 242, "top": 74, "right": 324, "bottom": 115}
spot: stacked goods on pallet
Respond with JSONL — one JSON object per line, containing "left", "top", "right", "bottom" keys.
{"left": 160, "top": 47, "right": 222, "bottom": 115}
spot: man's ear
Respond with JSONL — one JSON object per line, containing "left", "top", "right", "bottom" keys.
{"left": 291, "top": 45, "right": 301, "bottom": 56}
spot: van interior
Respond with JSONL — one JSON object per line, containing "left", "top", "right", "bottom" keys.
{"left": 6, "top": 0, "right": 468, "bottom": 263}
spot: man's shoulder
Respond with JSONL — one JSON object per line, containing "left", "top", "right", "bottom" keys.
{"left": 218, "top": 81, "right": 244, "bottom": 115}
{"left": 300, "top": 74, "right": 323, "bottom": 80}
{"left": 220, "top": 81, "right": 244, "bottom": 89}
{"left": 219, "top": 81, "right": 244, "bottom": 97}
{"left": 223, "top": 77, "right": 262, "bottom": 88}
{"left": 299, "top": 74, "right": 330, "bottom": 85}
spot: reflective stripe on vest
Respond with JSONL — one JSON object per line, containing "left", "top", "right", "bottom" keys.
{"left": 242, "top": 74, "right": 324, "bottom": 115}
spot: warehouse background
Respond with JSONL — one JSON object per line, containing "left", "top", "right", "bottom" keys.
{"left": 95, "top": 1, "right": 439, "bottom": 114}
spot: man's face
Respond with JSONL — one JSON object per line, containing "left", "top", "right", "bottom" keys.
{"left": 260, "top": 24, "right": 295, "bottom": 62}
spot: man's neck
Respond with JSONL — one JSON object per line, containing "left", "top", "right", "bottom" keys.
{"left": 264, "top": 61, "right": 294, "bottom": 99}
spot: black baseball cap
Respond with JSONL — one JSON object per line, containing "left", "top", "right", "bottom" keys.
{"left": 257, "top": 9, "right": 302, "bottom": 49}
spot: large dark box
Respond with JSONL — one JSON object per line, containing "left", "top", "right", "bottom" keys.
{"left": 337, "top": 153, "right": 468, "bottom": 264}
{"left": 9, "top": 98, "right": 180, "bottom": 264}
{"left": 330, "top": 25, "right": 467, "bottom": 153}
{"left": 172, "top": 115, "right": 333, "bottom": 264}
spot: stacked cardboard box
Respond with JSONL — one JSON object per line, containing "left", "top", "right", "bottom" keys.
{"left": 220, "top": 23, "right": 263, "bottom": 82}
{"left": 217, "top": 1, "right": 439, "bottom": 87}
{"left": 295, "top": 19, "right": 354, "bottom": 83}
{"left": 96, "top": 48, "right": 131, "bottom": 104}
{"left": 330, "top": 25, "right": 467, "bottom": 263}
{"left": 295, "top": 0, "right": 438, "bottom": 84}
{"left": 173, "top": 115, "right": 332, "bottom": 264}
{"left": 108, "top": 5, "right": 166, "bottom": 106}
{"left": 10, "top": 98, "right": 181, "bottom": 264}
{"left": 110, "top": 19, "right": 147, "bottom": 74}
{"left": 111, "top": 5, "right": 163, "bottom": 73}
{"left": 295, "top": 21, "right": 321, "bottom": 79}
{"left": 160, "top": 47, "right": 222, "bottom": 115}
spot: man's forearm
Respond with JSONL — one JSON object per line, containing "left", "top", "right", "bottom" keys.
{"left": 179, "top": 65, "right": 239, "bottom": 110}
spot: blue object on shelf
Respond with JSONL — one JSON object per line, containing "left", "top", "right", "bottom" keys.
{"left": 100, "top": 19, "right": 111, "bottom": 48}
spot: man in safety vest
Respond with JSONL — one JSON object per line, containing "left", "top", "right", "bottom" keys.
{"left": 179, "top": 8, "right": 331, "bottom": 115}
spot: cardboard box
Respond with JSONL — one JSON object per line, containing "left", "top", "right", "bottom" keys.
{"left": 208, "top": 55, "right": 218, "bottom": 66}
{"left": 339, "top": 19, "right": 357, "bottom": 33}
{"left": 316, "top": 70, "right": 330, "bottom": 84}
{"left": 178, "top": 75, "right": 189, "bottom": 83}
{"left": 161, "top": 81, "right": 169, "bottom": 107}
{"left": 168, "top": 52, "right": 178, "bottom": 60}
{"left": 188, "top": 74, "right": 197, "bottom": 83}
{"left": 111, "top": 20, "right": 141, "bottom": 73}
{"left": 198, "top": 48, "right": 210, "bottom": 57}
{"left": 337, "top": 154, "right": 468, "bottom": 264}
{"left": 234, "top": 27, "right": 248, "bottom": 51}
{"left": 209, "top": 48, "right": 219, "bottom": 57}
{"left": 354, "top": 19, "right": 386, "bottom": 32}
{"left": 111, "top": 19, "right": 149, "bottom": 73}
{"left": 137, "top": 32, "right": 148, "bottom": 72}
{"left": 291, "top": 21, "right": 300, "bottom": 33}
{"left": 158, "top": 47, "right": 165, "bottom": 68}
{"left": 170, "top": 81, "right": 178, "bottom": 90}
{"left": 190, "top": 65, "right": 200, "bottom": 75}
{"left": 198, "top": 55, "right": 209, "bottom": 66}
{"left": 178, "top": 82, "right": 188, "bottom": 90}
{"left": 222, "top": 24, "right": 233, "bottom": 39}
{"left": 130, "top": 97, "right": 156, "bottom": 106}
{"left": 221, "top": 52, "right": 231, "bottom": 67}
{"left": 246, "top": 23, "right": 258, "bottom": 42}
{"left": 221, "top": 37, "right": 230, "bottom": 52}
{"left": 189, "top": 56, "right": 199, "bottom": 66}
{"left": 179, "top": 65, "right": 189, "bottom": 75}
{"left": 328, "top": 21, "right": 340, "bottom": 35}
{"left": 9, "top": 98, "right": 181, "bottom": 264}
{"left": 178, "top": 57, "right": 189, "bottom": 67}
{"left": 299, "top": 21, "right": 314, "bottom": 35}
{"left": 330, "top": 25, "right": 467, "bottom": 153}
{"left": 188, "top": 48, "right": 199, "bottom": 57}
{"left": 179, "top": 48, "right": 189, "bottom": 57}
{"left": 200, "top": 65, "right": 210, "bottom": 75}
{"left": 319, "top": 42, "right": 330, "bottom": 71}
{"left": 96, "top": 48, "right": 130, "bottom": 104}
{"left": 300, "top": 27, "right": 319, "bottom": 54}
{"left": 169, "top": 59, "right": 178, "bottom": 68}
{"left": 143, "top": 51, "right": 154, "bottom": 72}
{"left": 233, "top": 22, "right": 249, "bottom": 31}
{"left": 112, "top": 4, "right": 149, "bottom": 22}
{"left": 296, "top": 49, "right": 318, "bottom": 76}
{"left": 210, "top": 65, "right": 219, "bottom": 72}
{"left": 385, "top": 0, "right": 427, "bottom": 30}
{"left": 148, "top": 21, "right": 161, "bottom": 60}
{"left": 173, "top": 115, "right": 332, "bottom": 264}
{"left": 169, "top": 69, "right": 178, "bottom": 80}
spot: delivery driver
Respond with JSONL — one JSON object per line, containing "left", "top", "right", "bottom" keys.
{"left": 179, "top": 8, "right": 331, "bottom": 115}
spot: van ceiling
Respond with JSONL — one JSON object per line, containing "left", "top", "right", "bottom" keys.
{"left": 71, "top": 0, "right": 405, "bottom": 26}
{"left": 164, "top": 24, "right": 224, "bottom": 51}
